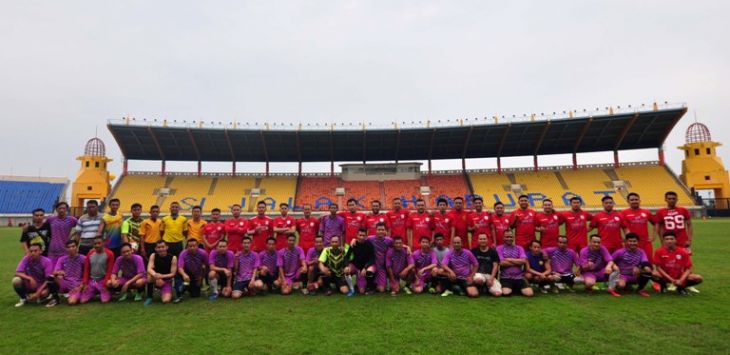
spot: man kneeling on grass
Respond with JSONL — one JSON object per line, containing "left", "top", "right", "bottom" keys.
{"left": 108, "top": 243, "right": 146, "bottom": 302}
{"left": 609, "top": 233, "right": 652, "bottom": 297}
{"left": 579, "top": 235, "right": 619, "bottom": 295}
{"left": 319, "top": 235, "right": 352, "bottom": 296}
{"left": 278, "top": 234, "right": 306, "bottom": 295}
{"left": 176, "top": 239, "right": 209, "bottom": 302}
{"left": 440, "top": 236, "right": 479, "bottom": 298}
{"left": 386, "top": 236, "right": 415, "bottom": 296}
{"left": 80, "top": 236, "right": 114, "bottom": 304}
{"left": 471, "top": 234, "right": 501, "bottom": 297}
{"left": 232, "top": 237, "right": 263, "bottom": 298}
{"left": 12, "top": 243, "right": 53, "bottom": 307}
{"left": 49, "top": 240, "right": 86, "bottom": 306}
{"left": 496, "top": 231, "right": 532, "bottom": 297}
{"left": 208, "top": 240, "right": 234, "bottom": 300}
{"left": 653, "top": 231, "right": 703, "bottom": 296}
{"left": 145, "top": 241, "right": 177, "bottom": 305}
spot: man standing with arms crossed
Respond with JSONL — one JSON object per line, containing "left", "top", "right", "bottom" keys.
{"left": 273, "top": 203, "right": 296, "bottom": 250}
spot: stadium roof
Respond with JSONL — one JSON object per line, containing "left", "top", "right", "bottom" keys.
{"left": 108, "top": 106, "right": 687, "bottom": 162}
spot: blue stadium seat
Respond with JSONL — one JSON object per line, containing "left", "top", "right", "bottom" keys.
{"left": 0, "top": 181, "right": 65, "bottom": 214}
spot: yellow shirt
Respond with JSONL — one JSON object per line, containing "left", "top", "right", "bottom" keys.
{"left": 140, "top": 218, "right": 163, "bottom": 244}
{"left": 186, "top": 219, "right": 207, "bottom": 243}
{"left": 161, "top": 215, "right": 188, "bottom": 243}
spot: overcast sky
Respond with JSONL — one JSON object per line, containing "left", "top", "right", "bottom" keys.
{"left": 1, "top": 1, "right": 728, "bottom": 181}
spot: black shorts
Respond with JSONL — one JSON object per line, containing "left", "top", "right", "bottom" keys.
{"left": 324, "top": 275, "right": 348, "bottom": 289}
{"left": 215, "top": 271, "right": 230, "bottom": 287}
{"left": 233, "top": 280, "right": 251, "bottom": 292}
{"left": 500, "top": 278, "right": 528, "bottom": 290}
{"left": 452, "top": 278, "right": 469, "bottom": 290}
{"left": 259, "top": 270, "right": 279, "bottom": 285}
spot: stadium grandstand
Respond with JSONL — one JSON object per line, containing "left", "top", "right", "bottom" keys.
{"left": 0, "top": 176, "right": 69, "bottom": 223}
{"left": 106, "top": 103, "right": 698, "bottom": 215}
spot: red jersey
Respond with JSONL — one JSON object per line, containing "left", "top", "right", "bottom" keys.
{"left": 224, "top": 217, "right": 249, "bottom": 253}
{"left": 432, "top": 211, "right": 452, "bottom": 245}
{"left": 562, "top": 210, "right": 592, "bottom": 251}
{"left": 447, "top": 210, "right": 469, "bottom": 239}
{"left": 468, "top": 211, "right": 492, "bottom": 247}
{"left": 535, "top": 212, "right": 564, "bottom": 248}
{"left": 490, "top": 213, "right": 511, "bottom": 246}
{"left": 273, "top": 215, "right": 296, "bottom": 250}
{"left": 654, "top": 246, "right": 692, "bottom": 280}
{"left": 407, "top": 211, "right": 433, "bottom": 245}
{"left": 510, "top": 208, "right": 537, "bottom": 248}
{"left": 296, "top": 217, "right": 319, "bottom": 252}
{"left": 202, "top": 221, "right": 225, "bottom": 251}
{"left": 590, "top": 211, "right": 623, "bottom": 252}
{"left": 620, "top": 208, "right": 653, "bottom": 242}
{"left": 248, "top": 215, "right": 273, "bottom": 252}
{"left": 365, "top": 213, "right": 389, "bottom": 236}
{"left": 386, "top": 209, "right": 409, "bottom": 239}
{"left": 338, "top": 211, "right": 366, "bottom": 244}
{"left": 655, "top": 207, "right": 691, "bottom": 246}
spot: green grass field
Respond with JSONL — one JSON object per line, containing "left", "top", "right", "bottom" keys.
{"left": 1, "top": 220, "right": 729, "bottom": 355}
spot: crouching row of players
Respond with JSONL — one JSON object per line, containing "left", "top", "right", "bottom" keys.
{"left": 12, "top": 223, "right": 702, "bottom": 307}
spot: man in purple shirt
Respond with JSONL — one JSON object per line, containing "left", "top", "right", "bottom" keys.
{"left": 232, "top": 237, "right": 263, "bottom": 298}
{"left": 258, "top": 237, "right": 280, "bottom": 292}
{"left": 51, "top": 239, "right": 86, "bottom": 306}
{"left": 277, "top": 234, "right": 306, "bottom": 295}
{"left": 305, "top": 236, "right": 325, "bottom": 294}
{"left": 47, "top": 202, "right": 78, "bottom": 266}
{"left": 176, "top": 239, "right": 209, "bottom": 301}
{"left": 366, "top": 222, "right": 393, "bottom": 293}
{"left": 207, "top": 240, "right": 234, "bottom": 300}
{"left": 611, "top": 233, "right": 652, "bottom": 297}
{"left": 386, "top": 236, "right": 415, "bottom": 296}
{"left": 496, "top": 230, "right": 533, "bottom": 297}
{"left": 318, "top": 203, "right": 345, "bottom": 246}
{"left": 441, "top": 236, "right": 479, "bottom": 297}
{"left": 411, "top": 236, "right": 437, "bottom": 294}
{"left": 579, "top": 234, "right": 618, "bottom": 294}
{"left": 108, "top": 243, "right": 147, "bottom": 302}
{"left": 544, "top": 236, "right": 579, "bottom": 291}
{"left": 13, "top": 243, "right": 53, "bottom": 307}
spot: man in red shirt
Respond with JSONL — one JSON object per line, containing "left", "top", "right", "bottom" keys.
{"left": 510, "top": 195, "right": 537, "bottom": 250}
{"left": 467, "top": 197, "right": 492, "bottom": 249}
{"left": 407, "top": 198, "right": 433, "bottom": 248}
{"left": 432, "top": 198, "right": 452, "bottom": 246}
{"left": 561, "top": 197, "right": 592, "bottom": 253}
{"left": 386, "top": 198, "right": 409, "bottom": 241}
{"left": 655, "top": 191, "right": 693, "bottom": 251}
{"left": 447, "top": 197, "right": 469, "bottom": 242}
{"left": 365, "top": 200, "right": 389, "bottom": 236}
{"left": 653, "top": 231, "right": 703, "bottom": 295}
{"left": 490, "top": 202, "right": 511, "bottom": 247}
{"left": 620, "top": 193, "right": 655, "bottom": 260}
{"left": 296, "top": 204, "right": 319, "bottom": 252}
{"left": 339, "top": 198, "right": 366, "bottom": 244}
{"left": 589, "top": 196, "right": 624, "bottom": 253}
{"left": 535, "top": 199, "right": 564, "bottom": 248}
{"left": 223, "top": 204, "right": 248, "bottom": 253}
{"left": 273, "top": 203, "right": 296, "bottom": 250}
{"left": 202, "top": 208, "right": 226, "bottom": 252}
{"left": 248, "top": 201, "right": 273, "bottom": 252}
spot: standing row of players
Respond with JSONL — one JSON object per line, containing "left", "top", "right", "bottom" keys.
{"left": 13, "top": 191, "right": 700, "bottom": 306}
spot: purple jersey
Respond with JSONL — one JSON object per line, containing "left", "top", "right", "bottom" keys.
{"left": 544, "top": 247, "right": 578, "bottom": 274}
{"left": 113, "top": 254, "right": 146, "bottom": 279}
{"left": 612, "top": 248, "right": 648, "bottom": 276}
{"left": 579, "top": 246, "right": 613, "bottom": 273}
{"left": 277, "top": 246, "right": 305, "bottom": 279}
{"left": 16, "top": 255, "right": 53, "bottom": 285}
{"left": 443, "top": 249, "right": 478, "bottom": 279}
{"left": 496, "top": 244, "right": 526, "bottom": 279}
{"left": 412, "top": 249, "right": 437, "bottom": 270}
{"left": 179, "top": 248, "right": 209, "bottom": 278}
{"left": 318, "top": 215, "right": 345, "bottom": 245}
{"left": 54, "top": 254, "right": 86, "bottom": 289}
{"left": 209, "top": 250, "right": 235, "bottom": 269}
{"left": 235, "top": 251, "right": 260, "bottom": 282}
{"left": 367, "top": 236, "right": 393, "bottom": 268}
{"left": 258, "top": 250, "right": 279, "bottom": 273}
{"left": 386, "top": 248, "right": 414, "bottom": 275}
{"left": 306, "top": 247, "right": 323, "bottom": 264}
{"left": 46, "top": 215, "right": 78, "bottom": 257}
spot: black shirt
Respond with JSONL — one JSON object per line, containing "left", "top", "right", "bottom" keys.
{"left": 348, "top": 239, "right": 375, "bottom": 269}
{"left": 153, "top": 253, "right": 174, "bottom": 276}
{"left": 20, "top": 222, "right": 52, "bottom": 256}
{"left": 471, "top": 247, "right": 500, "bottom": 275}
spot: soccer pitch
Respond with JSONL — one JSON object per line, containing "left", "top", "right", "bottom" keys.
{"left": 1, "top": 220, "right": 729, "bottom": 355}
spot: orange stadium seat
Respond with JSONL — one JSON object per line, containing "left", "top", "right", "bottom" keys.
{"left": 425, "top": 174, "right": 470, "bottom": 208}
{"left": 383, "top": 180, "right": 421, "bottom": 208}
